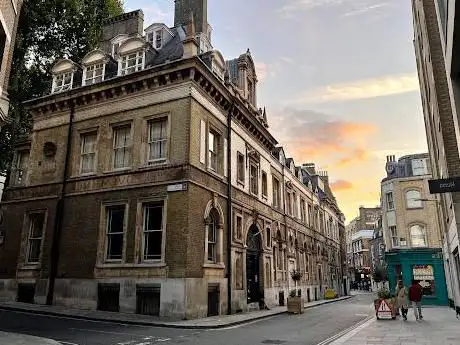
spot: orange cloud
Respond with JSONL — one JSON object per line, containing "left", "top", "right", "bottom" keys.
{"left": 330, "top": 180, "right": 354, "bottom": 191}
{"left": 336, "top": 148, "right": 368, "bottom": 167}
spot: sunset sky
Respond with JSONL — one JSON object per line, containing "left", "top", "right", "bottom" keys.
{"left": 125, "top": 0, "right": 428, "bottom": 222}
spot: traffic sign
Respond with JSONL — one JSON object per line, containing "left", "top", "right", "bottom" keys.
{"left": 377, "top": 299, "right": 393, "bottom": 320}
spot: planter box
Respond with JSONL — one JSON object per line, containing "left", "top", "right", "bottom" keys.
{"left": 374, "top": 298, "right": 397, "bottom": 320}
{"left": 287, "top": 296, "right": 304, "bottom": 314}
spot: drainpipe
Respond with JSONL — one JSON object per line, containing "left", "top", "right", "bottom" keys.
{"left": 46, "top": 102, "right": 75, "bottom": 305}
{"left": 226, "top": 100, "right": 235, "bottom": 315}
{"left": 281, "top": 165, "right": 288, "bottom": 291}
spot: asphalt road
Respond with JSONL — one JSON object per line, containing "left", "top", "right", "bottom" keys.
{"left": 0, "top": 293, "right": 374, "bottom": 345}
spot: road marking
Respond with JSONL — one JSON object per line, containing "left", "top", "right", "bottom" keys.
{"left": 355, "top": 313, "right": 369, "bottom": 317}
{"left": 315, "top": 316, "right": 373, "bottom": 345}
{"left": 329, "top": 318, "right": 375, "bottom": 344}
{"left": 69, "top": 328, "right": 150, "bottom": 337}
{"left": 58, "top": 342, "right": 80, "bottom": 345}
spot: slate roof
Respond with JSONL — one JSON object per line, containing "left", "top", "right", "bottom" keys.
{"left": 146, "top": 26, "right": 186, "bottom": 67}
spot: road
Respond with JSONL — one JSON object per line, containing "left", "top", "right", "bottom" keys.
{"left": 0, "top": 293, "right": 374, "bottom": 345}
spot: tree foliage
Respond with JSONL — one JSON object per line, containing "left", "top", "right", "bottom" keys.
{"left": 372, "top": 264, "right": 388, "bottom": 283}
{"left": 0, "top": 0, "right": 124, "bottom": 173}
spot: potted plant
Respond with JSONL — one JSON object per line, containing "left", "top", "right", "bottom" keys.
{"left": 287, "top": 270, "right": 304, "bottom": 314}
{"left": 374, "top": 287, "right": 397, "bottom": 320}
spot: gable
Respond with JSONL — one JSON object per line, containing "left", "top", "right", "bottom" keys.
{"left": 118, "top": 37, "right": 146, "bottom": 55}
{"left": 82, "top": 49, "right": 108, "bottom": 65}
{"left": 51, "top": 59, "right": 77, "bottom": 74}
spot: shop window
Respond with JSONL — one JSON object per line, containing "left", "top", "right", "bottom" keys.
{"left": 412, "top": 264, "right": 435, "bottom": 296}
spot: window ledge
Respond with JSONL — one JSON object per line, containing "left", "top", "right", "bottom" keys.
{"left": 96, "top": 262, "right": 166, "bottom": 269}
{"left": 237, "top": 180, "right": 245, "bottom": 187}
{"left": 103, "top": 167, "right": 132, "bottom": 174}
{"left": 139, "top": 161, "right": 168, "bottom": 170}
{"left": 18, "top": 264, "right": 41, "bottom": 271}
{"left": 207, "top": 169, "right": 224, "bottom": 180}
{"left": 203, "top": 263, "right": 225, "bottom": 269}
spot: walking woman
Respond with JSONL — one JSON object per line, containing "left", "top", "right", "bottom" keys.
{"left": 396, "top": 280, "right": 409, "bottom": 320}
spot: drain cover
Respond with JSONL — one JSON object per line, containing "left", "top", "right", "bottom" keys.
{"left": 262, "top": 341, "right": 287, "bottom": 344}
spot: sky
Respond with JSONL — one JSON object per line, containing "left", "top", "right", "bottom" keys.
{"left": 124, "top": 0, "right": 427, "bottom": 222}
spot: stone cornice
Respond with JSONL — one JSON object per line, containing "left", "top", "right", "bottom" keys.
{"left": 25, "top": 56, "right": 277, "bottom": 152}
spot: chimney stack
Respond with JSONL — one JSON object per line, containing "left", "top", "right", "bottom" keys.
{"left": 101, "top": 10, "right": 144, "bottom": 53}
{"left": 174, "top": 0, "right": 208, "bottom": 34}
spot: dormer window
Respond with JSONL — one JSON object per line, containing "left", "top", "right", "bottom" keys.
{"left": 81, "top": 50, "right": 109, "bottom": 86}
{"left": 51, "top": 59, "right": 77, "bottom": 94}
{"left": 155, "top": 30, "right": 162, "bottom": 49}
{"left": 85, "top": 63, "right": 104, "bottom": 85}
{"left": 53, "top": 72, "right": 73, "bottom": 93}
{"left": 146, "top": 30, "right": 163, "bottom": 49}
{"left": 120, "top": 51, "right": 144, "bottom": 75}
{"left": 117, "top": 37, "right": 146, "bottom": 76}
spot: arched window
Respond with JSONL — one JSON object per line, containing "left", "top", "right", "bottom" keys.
{"left": 207, "top": 209, "right": 219, "bottom": 262}
{"left": 406, "top": 190, "right": 422, "bottom": 209}
{"left": 410, "top": 224, "right": 427, "bottom": 247}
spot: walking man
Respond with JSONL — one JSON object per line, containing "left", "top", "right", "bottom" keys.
{"left": 408, "top": 279, "right": 423, "bottom": 320}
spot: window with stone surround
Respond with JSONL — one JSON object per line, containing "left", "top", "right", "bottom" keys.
{"left": 207, "top": 209, "right": 218, "bottom": 263}
{"left": 26, "top": 213, "right": 46, "bottom": 264}
{"left": 300, "top": 198, "right": 306, "bottom": 223}
{"left": 390, "top": 226, "right": 399, "bottom": 247}
{"left": 148, "top": 118, "right": 168, "bottom": 163}
{"left": 250, "top": 163, "right": 258, "bottom": 195}
{"left": 386, "top": 192, "right": 394, "bottom": 210}
{"left": 286, "top": 192, "right": 292, "bottom": 216}
{"left": 234, "top": 213, "right": 243, "bottom": 240}
{"left": 105, "top": 205, "right": 126, "bottom": 261}
{"left": 142, "top": 202, "right": 165, "bottom": 261}
{"left": 208, "top": 130, "right": 220, "bottom": 173}
{"left": 80, "top": 131, "right": 97, "bottom": 174}
{"left": 410, "top": 224, "right": 427, "bottom": 247}
{"left": 406, "top": 190, "right": 422, "bottom": 209}
{"left": 272, "top": 177, "right": 280, "bottom": 209}
{"left": 14, "top": 150, "right": 29, "bottom": 185}
{"left": 262, "top": 171, "right": 268, "bottom": 198}
{"left": 113, "top": 125, "right": 132, "bottom": 169}
{"left": 237, "top": 152, "right": 245, "bottom": 184}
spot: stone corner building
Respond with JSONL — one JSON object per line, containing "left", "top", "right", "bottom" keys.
{"left": 0, "top": 0, "right": 346, "bottom": 320}
{"left": 0, "top": 0, "right": 23, "bottom": 129}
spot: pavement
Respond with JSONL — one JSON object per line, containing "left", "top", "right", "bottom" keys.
{"left": 329, "top": 305, "right": 460, "bottom": 345}
{"left": 0, "top": 295, "right": 351, "bottom": 329}
{"left": 0, "top": 331, "right": 60, "bottom": 345}
{"left": 0, "top": 294, "right": 373, "bottom": 345}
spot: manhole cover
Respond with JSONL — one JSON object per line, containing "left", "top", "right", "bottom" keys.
{"left": 262, "top": 341, "right": 287, "bottom": 344}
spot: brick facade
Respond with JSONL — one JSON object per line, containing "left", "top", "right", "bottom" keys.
{"left": 0, "top": 5, "right": 346, "bottom": 320}
{"left": 0, "top": 0, "right": 23, "bottom": 127}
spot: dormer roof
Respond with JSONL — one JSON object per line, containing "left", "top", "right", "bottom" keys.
{"left": 51, "top": 58, "right": 79, "bottom": 74}
{"left": 118, "top": 36, "right": 148, "bottom": 55}
{"left": 81, "top": 49, "right": 110, "bottom": 65}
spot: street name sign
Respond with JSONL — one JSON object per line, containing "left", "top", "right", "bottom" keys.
{"left": 428, "top": 177, "right": 460, "bottom": 194}
{"left": 377, "top": 300, "right": 392, "bottom": 320}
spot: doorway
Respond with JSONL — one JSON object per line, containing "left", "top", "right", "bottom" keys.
{"left": 246, "top": 224, "right": 262, "bottom": 303}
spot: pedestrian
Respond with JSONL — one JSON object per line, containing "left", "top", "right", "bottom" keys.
{"left": 408, "top": 279, "right": 423, "bottom": 320}
{"left": 395, "top": 280, "right": 409, "bottom": 320}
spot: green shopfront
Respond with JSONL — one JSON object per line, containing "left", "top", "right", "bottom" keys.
{"left": 385, "top": 248, "right": 448, "bottom": 306}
